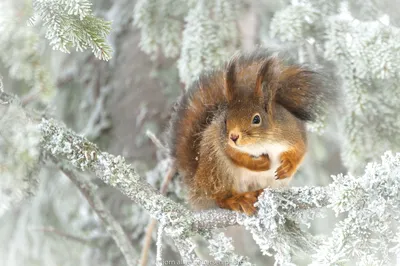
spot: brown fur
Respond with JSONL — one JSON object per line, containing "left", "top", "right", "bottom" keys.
{"left": 215, "top": 189, "right": 264, "bottom": 215}
{"left": 275, "top": 139, "right": 306, "bottom": 179}
{"left": 168, "top": 50, "right": 332, "bottom": 215}
{"left": 225, "top": 144, "right": 271, "bottom": 172}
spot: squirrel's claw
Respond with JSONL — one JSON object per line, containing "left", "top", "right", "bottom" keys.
{"left": 274, "top": 148, "right": 303, "bottom": 179}
{"left": 275, "top": 157, "right": 295, "bottom": 179}
{"left": 216, "top": 190, "right": 263, "bottom": 216}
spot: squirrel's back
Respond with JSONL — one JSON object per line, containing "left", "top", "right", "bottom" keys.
{"left": 168, "top": 69, "right": 225, "bottom": 178}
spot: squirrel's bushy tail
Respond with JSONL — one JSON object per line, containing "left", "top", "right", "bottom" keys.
{"left": 230, "top": 50, "right": 337, "bottom": 122}
{"left": 276, "top": 65, "right": 336, "bottom": 122}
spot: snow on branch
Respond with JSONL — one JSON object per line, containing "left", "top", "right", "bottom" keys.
{"left": 313, "top": 153, "right": 400, "bottom": 265}
{"left": 32, "top": 0, "right": 113, "bottom": 60}
{"left": 269, "top": 0, "right": 400, "bottom": 174}
{"left": 1, "top": 90, "right": 400, "bottom": 265}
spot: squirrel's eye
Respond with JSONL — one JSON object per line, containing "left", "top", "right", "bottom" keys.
{"left": 252, "top": 114, "right": 261, "bottom": 125}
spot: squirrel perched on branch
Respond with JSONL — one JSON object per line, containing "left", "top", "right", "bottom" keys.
{"left": 169, "top": 50, "right": 334, "bottom": 215}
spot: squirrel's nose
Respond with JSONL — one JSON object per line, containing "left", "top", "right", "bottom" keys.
{"left": 230, "top": 133, "right": 239, "bottom": 143}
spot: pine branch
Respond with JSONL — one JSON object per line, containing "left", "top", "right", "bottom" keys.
{"left": 32, "top": 0, "right": 113, "bottom": 61}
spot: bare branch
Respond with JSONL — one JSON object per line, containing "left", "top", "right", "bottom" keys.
{"left": 57, "top": 162, "right": 139, "bottom": 266}
{"left": 140, "top": 219, "right": 157, "bottom": 266}
{"left": 140, "top": 164, "right": 177, "bottom": 266}
{"left": 31, "top": 226, "right": 96, "bottom": 246}
{"left": 146, "top": 129, "right": 169, "bottom": 153}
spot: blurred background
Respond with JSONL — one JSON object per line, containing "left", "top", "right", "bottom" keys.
{"left": 0, "top": 0, "right": 399, "bottom": 265}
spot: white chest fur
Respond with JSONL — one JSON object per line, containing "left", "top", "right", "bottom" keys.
{"left": 231, "top": 142, "right": 291, "bottom": 193}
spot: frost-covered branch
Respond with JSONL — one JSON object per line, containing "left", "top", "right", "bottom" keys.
{"left": 313, "top": 152, "right": 400, "bottom": 265}
{"left": 207, "top": 232, "right": 254, "bottom": 266}
{"left": 2, "top": 90, "right": 400, "bottom": 265}
{"left": 38, "top": 114, "right": 332, "bottom": 234}
{"left": 32, "top": 0, "right": 113, "bottom": 60}
{"left": 0, "top": 90, "right": 330, "bottom": 265}
{"left": 33, "top": 108, "right": 332, "bottom": 265}
{"left": 269, "top": 0, "right": 400, "bottom": 174}
{"left": 39, "top": 116, "right": 189, "bottom": 222}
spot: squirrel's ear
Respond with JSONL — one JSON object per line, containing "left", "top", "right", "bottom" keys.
{"left": 224, "top": 56, "right": 237, "bottom": 102}
{"left": 254, "top": 58, "right": 280, "bottom": 98}
{"left": 277, "top": 66, "right": 335, "bottom": 121}
{"left": 255, "top": 58, "right": 280, "bottom": 124}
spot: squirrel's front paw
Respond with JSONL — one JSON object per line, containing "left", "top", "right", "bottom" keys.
{"left": 251, "top": 153, "right": 270, "bottom": 170}
{"left": 275, "top": 152, "right": 297, "bottom": 179}
{"left": 216, "top": 190, "right": 263, "bottom": 215}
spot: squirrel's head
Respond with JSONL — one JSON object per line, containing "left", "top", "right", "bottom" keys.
{"left": 223, "top": 57, "right": 279, "bottom": 148}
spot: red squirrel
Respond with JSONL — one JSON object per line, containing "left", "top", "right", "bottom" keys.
{"left": 168, "top": 50, "right": 333, "bottom": 215}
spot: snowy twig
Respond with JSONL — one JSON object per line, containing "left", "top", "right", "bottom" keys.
{"left": 207, "top": 232, "right": 255, "bottom": 265}
{"left": 57, "top": 162, "right": 139, "bottom": 266}
{"left": 39, "top": 113, "right": 334, "bottom": 264}
{"left": 146, "top": 129, "right": 169, "bottom": 153}
{"left": 192, "top": 209, "right": 240, "bottom": 231}
{"left": 192, "top": 187, "right": 331, "bottom": 232}
{"left": 139, "top": 164, "right": 177, "bottom": 266}
{"left": 171, "top": 236, "right": 203, "bottom": 265}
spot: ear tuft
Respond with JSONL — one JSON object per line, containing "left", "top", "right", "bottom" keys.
{"left": 224, "top": 55, "right": 237, "bottom": 102}
{"left": 254, "top": 58, "right": 281, "bottom": 124}
{"left": 254, "top": 58, "right": 280, "bottom": 98}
